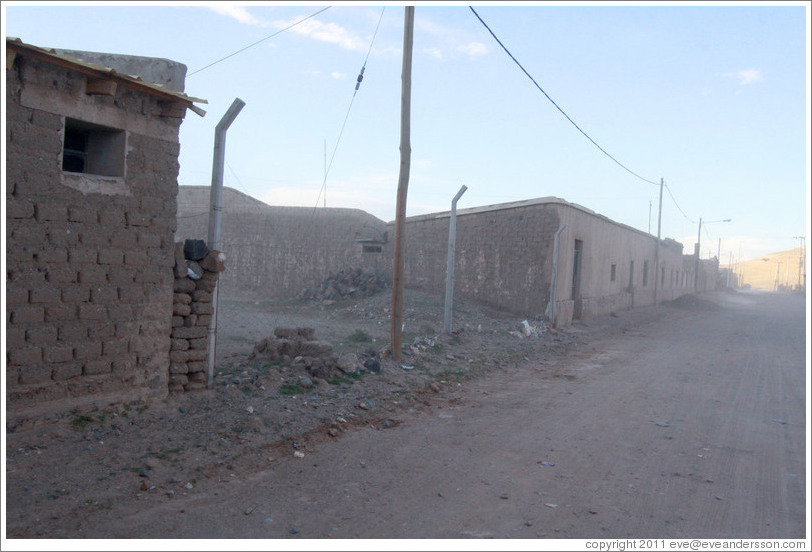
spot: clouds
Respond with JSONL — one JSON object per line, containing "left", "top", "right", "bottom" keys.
{"left": 207, "top": 5, "right": 487, "bottom": 62}
{"left": 275, "top": 18, "right": 367, "bottom": 52}
{"left": 723, "top": 68, "right": 764, "bottom": 86}
{"left": 209, "top": 5, "right": 268, "bottom": 27}
{"left": 457, "top": 42, "right": 488, "bottom": 57}
{"left": 416, "top": 13, "right": 488, "bottom": 60}
{"left": 208, "top": 5, "right": 367, "bottom": 52}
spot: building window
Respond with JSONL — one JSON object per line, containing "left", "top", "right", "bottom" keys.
{"left": 643, "top": 260, "right": 649, "bottom": 287}
{"left": 363, "top": 245, "right": 382, "bottom": 253}
{"left": 62, "top": 118, "right": 125, "bottom": 177}
{"left": 610, "top": 263, "right": 616, "bottom": 282}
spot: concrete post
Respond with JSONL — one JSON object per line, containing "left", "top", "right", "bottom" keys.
{"left": 206, "top": 98, "right": 245, "bottom": 389}
{"left": 444, "top": 185, "right": 467, "bottom": 333}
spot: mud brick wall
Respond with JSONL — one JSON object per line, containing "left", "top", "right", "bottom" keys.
{"left": 385, "top": 202, "right": 561, "bottom": 316}
{"left": 5, "top": 54, "right": 182, "bottom": 415}
{"left": 169, "top": 241, "right": 225, "bottom": 393}
{"left": 175, "top": 186, "right": 389, "bottom": 301}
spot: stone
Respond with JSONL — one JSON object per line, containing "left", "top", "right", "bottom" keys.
{"left": 200, "top": 250, "right": 226, "bottom": 273}
{"left": 337, "top": 353, "right": 361, "bottom": 375}
{"left": 300, "top": 340, "right": 333, "bottom": 357}
{"left": 183, "top": 239, "right": 208, "bottom": 261}
{"left": 363, "top": 357, "right": 381, "bottom": 373}
{"left": 187, "top": 261, "right": 204, "bottom": 280}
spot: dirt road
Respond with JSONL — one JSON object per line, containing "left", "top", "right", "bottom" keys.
{"left": 72, "top": 290, "right": 806, "bottom": 541}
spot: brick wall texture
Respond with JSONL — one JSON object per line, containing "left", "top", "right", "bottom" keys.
{"left": 6, "top": 55, "right": 182, "bottom": 414}
{"left": 175, "top": 186, "right": 389, "bottom": 301}
{"left": 385, "top": 202, "right": 561, "bottom": 316}
{"left": 383, "top": 199, "right": 693, "bottom": 325}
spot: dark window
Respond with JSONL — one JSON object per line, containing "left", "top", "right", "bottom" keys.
{"left": 63, "top": 127, "right": 88, "bottom": 172}
{"left": 643, "top": 260, "right": 649, "bottom": 287}
{"left": 610, "top": 263, "right": 616, "bottom": 282}
{"left": 62, "top": 118, "right": 125, "bottom": 176}
{"left": 363, "top": 245, "right": 382, "bottom": 253}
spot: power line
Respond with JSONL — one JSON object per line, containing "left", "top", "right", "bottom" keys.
{"left": 313, "top": 6, "right": 387, "bottom": 212}
{"left": 188, "top": 6, "right": 332, "bottom": 77}
{"left": 663, "top": 183, "right": 696, "bottom": 224}
{"left": 468, "top": 6, "right": 659, "bottom": 188}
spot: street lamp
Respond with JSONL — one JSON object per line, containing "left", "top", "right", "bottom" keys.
{"left": 695, "top": 217, "right": 731, "bottom": 291}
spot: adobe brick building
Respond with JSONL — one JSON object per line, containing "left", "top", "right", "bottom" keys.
{"left": 387, "top": 197, "right": 694, "bottom": 327}
{"left": 175, "top": 189, "right": 698, "bottom": 328}
{"left": 5, "top": 38, "right": 206, "bottom": 415}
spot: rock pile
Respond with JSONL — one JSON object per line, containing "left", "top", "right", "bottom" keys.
{"left": 169, "top": 239, "right": 226, "bottom": 393}
{"left": 302, "top": 268, "right": 388, "bottom": 302}
{"left": 248, "top": 327, "right": 379, "bottom": 382}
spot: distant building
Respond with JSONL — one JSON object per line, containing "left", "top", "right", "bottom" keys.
{"left": 387, "top": 197, "right": 693, "bottom": 327}
{"left": 175, "top": 186, "right": 389, "bottom": 301}
{"left": 176, "top": 189, "right": 696, "bottom": 328}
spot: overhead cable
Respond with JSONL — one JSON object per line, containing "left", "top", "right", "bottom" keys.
{"left": 188, "top": 6, "right": 332, "bottom": 77}
{"left": 469, "top": 6, "right": 659, "bottom": 187}
{"left": 313, "top": 6, "right": 387, "bottom": 212}
{"left": 664, "top": 183, "right": 696, "bottom": 224}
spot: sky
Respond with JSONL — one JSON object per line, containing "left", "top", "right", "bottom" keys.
{"left": 3, "top": 1, "right": 810, "bottom": 264}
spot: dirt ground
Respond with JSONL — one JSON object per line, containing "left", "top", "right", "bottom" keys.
{"left": 3, "top": 288, "right": 807, "bottom": 544}
{"left": 4, "top": 287, "right": 577, "bottom": 538}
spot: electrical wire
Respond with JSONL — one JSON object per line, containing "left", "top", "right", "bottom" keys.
{"left": 188, "top": 6, "right": 332, "bottom": 77}
{"left": 469, "top": 6, "right": 659, "bottom": 188}
{"left": 664, "top": 183, "right": 696, "bottom": 224}
{"left": 312, "top": 6, "right": 387, "bottom": 212}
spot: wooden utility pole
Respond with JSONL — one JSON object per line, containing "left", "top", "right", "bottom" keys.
{"left": 391, "top": 6, "right": 415, "bottom": 363}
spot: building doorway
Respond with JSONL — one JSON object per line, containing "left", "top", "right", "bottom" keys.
{"left": 572, "top": 239, "right": 583, "bottom": 319}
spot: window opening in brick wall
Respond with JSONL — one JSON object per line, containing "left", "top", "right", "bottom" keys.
{"left": 363, "top": 245, "right": 382, "bottom": 253}
{"left": 610, "top": 263, "right": 616, "bottom": 282}
{"left": 62, "top": 118, "right": 125, "bottom": 177}
{"left": 643, "top": 259, "right": 649, "bottom": 287}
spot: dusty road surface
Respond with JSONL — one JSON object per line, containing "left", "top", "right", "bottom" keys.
{"left": 39, "top": 289, "right": 801, "bottom": 542}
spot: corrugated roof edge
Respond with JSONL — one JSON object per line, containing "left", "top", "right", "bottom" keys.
{"left": 6, "top": 37, "right": 207, "bottom": 116}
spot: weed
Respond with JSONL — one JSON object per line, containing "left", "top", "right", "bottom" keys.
{"left": 280, "top": 384, "right": 305, "bottom": 396}
{"left": 348, "top": 329, "right": 372, "bottom": 343}
{"left": 70, "top": 414, "right": 94, "bottom": 430}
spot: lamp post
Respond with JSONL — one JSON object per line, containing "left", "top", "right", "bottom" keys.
{"left": 694, "top": 218, "right": 731, "bottom": 291}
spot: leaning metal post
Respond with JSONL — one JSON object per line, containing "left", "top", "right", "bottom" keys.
{"left": 444, "top": 185, "right": 468, "bottom": 333}
{"left": 206, "top": 98, "right": 245, "bottom": 389}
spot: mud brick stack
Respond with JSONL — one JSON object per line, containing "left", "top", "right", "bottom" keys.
{"left": 170, "top": 239, "right": 226, "bottom": 393}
